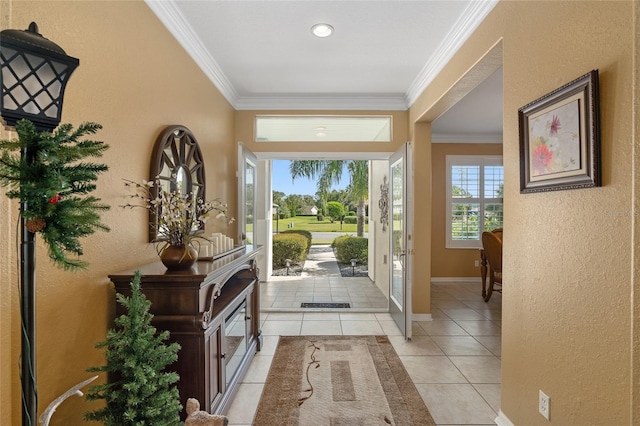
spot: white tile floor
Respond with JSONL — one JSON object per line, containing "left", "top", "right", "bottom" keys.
{"left": 226, "top": 281, "right": 502, "bottom": 426}
{"left": 261, "top": 276, "right": 389, "bottom": 311}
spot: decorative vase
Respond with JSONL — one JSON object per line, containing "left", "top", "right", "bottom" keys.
{"left": 159, "top": 244, "right": 197, "bottom": 270}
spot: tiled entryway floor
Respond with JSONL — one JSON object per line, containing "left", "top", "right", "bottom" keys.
{"left": 261, "top": 276, "right": 389, "bottom": 311}
{"left": 227, "top": 282, "right": 502, "bottom": 425}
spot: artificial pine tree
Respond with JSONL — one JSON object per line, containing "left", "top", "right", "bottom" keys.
{"left": 0, "top": 119, "right": 110, "bottom": 269}
{"left": 85, "top": 271, "right": 182, "bottom": 425}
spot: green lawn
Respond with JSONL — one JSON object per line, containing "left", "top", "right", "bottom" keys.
{"left": 273, "top": 215, "right": 368, "bottom": 243}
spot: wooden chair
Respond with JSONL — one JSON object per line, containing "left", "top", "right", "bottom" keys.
{"left": 481, "top": 230, "right": 503, "bottom": 302}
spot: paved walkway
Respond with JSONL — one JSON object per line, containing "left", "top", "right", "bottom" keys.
{"left": 262, "top": 243, "right": 388, "bottom": 312}
{"left": 301, "top": 245, "right": 341, "bottom": 277}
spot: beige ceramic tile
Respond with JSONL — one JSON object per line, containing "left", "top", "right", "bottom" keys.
{"left": 430, "top": 335, "right": 493, "bottom": 356}
{"left": 339, "top": 313, "right": 378, "bottom": 321}
{"left": 473, "top": 383, "right": 502, "bottom": 413}
{"left": 340, "top": 320, "right": 384, "bottom": 335}
{"left": 264, "top": 312, "right": 303, "bottom": 321}
{"left": 225, "top": 383, "right": 264, "bottom": 425}
{"left": 449, "top": 356, "right": 501, "bottom": 383}
{"left": 417, "top": 320, "right": 468, "bottom": 336}
{"left": 257, "top": 335, "right": 280, "bottom": 356}
{"left": 474, "top": 335, "right": 502, "bottom": 356}
{"left": 242, "top": 355, "right": 273, "bottom": 383}
{"left": 415, "top": 383, "right": 497, "bottom": 425}
{"left": 439, "top": 308, "right": 488, "bottom": 321}
{"left": 303, "top": 312, "right": 340, "bottom": 320}
{"left": 400, "top": 355, "right": 467, "bottom": 384}
{"left": 378, "top": 320, "right": 403, "bottom": 336}
{"left": 388, "top": 335, "right": 444, "bottom": 356}
{"left": 260, "top": 320, "right": 302, "bottom": 336}
{"left": 300, "top": 320, "right": 343, "bottom": 335}
{"left": 455, "top": 320, "right": 502, "bottom": 336}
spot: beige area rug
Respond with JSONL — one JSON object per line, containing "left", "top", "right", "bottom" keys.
{"left": 253, "top": 335, "right": 436, "bottom": 426}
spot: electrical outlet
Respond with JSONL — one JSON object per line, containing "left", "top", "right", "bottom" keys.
{"left": 474, "top": 260, "right": 480, "bottom": 267}
{"left": 539, "top": 390, "right": 550, "bottom": 421}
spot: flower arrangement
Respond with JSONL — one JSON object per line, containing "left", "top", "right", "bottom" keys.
{"left": 122, "top": 177, "right": 234, "bottom": 254}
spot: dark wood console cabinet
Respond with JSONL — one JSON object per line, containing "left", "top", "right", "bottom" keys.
{"left": 109, "top": 245, "right": 263, "bottom": 419}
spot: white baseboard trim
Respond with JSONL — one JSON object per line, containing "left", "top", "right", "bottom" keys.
{"left": 411, "top": 313, "right": 432, "bottom": 321}
{"left": 431, "top": 277, "right": 482, "bottom": 283}
{"left": 495, "top": 410, "right": 514, "bottom": 426}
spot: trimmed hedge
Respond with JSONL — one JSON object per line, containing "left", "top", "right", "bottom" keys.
{"left": 272, "top": 233, "right": 308, "bottom": 268}
{"left": 343, "top": 216, "right": 369, "bottom": 225}
{"left": 332, "top": 235, "right": 368, "bottom": 264}
{"left": 280, "top": 229, "right": 312, "bottom": 255}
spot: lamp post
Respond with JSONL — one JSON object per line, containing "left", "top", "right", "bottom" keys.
{"left": 351, "top": 258, "right": 357, "bottom": 276}
{"left": 1, "top": 22, "right": 79, "bottom": 426}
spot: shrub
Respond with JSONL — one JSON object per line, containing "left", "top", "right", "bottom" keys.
{"left": 343, "top": 216, "right": 369, "bottom": 225}
{"left": 327, "top": 201, "right": 345, "bottom": 222}
{"left": 332, "top": 235, "right": 368, "bottom": 264}
{"left": 348, "top": 211, "right": 356, "bottom": 217}
{"left": 343, "top": 215, "right": 357, "bottom": 224}
{"left": 272, "top": 233, "right": 308, "bottom": 267}
{"left": 316, "top": 214, "right": 324, "bottom": 221}
{"left": 281, "top": 229, "right": 312, "bottom": 255}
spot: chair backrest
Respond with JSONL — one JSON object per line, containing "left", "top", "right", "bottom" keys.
{"left": 482, "top": 231, "right": 503, "bottom": 273}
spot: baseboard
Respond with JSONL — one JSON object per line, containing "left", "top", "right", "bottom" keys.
{"left": 411, "top": 313, "right": 432, "bottom": 321}
{"left": 495, "top": 410, "right": 514, "bottom": 426}
{"left": 431, "top": 277, "right": 481, "bottom": 283}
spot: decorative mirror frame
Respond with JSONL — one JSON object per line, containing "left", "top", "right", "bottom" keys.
{"left": 148, "top": 125, "right": 206, "bottom": 242}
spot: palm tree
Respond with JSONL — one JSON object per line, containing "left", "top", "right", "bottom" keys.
{"left": 289, "top": 160, "right": 368, "bottom": 237}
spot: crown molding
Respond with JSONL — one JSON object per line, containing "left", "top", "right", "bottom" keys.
{"left": 405, "top": 0, "right": 499, "bottom": 107}
{"left": 147, "top": 0, "right": 497, "bottom": 111}
{"left": 145, "top": 0, "right": 239, "bottom": 106}
{"left": 234, "top": 94, "right": 408, "bottom": 111}
{"left": 431, "top": 133, "right": 503, "bottom": 143}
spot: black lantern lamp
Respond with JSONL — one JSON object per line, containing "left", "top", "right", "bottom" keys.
{"left": 1, "top": 22, "right": 79, "bottom": 426}
{"left": 1, "top": 22, "right": 79, "bottom": 132}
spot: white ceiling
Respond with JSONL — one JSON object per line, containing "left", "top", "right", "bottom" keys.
{"left": 146, "top": 0, "right": 503, "bottom": 142}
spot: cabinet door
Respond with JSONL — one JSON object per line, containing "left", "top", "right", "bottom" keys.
{"left": 205, "top": 322, "right": 224, "bottom": 412}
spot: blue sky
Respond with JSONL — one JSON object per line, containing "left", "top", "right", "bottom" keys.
{"left": 271, "top": 160, "right": 350, "bottom": 197}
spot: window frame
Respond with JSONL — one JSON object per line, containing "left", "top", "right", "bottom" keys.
{"left": 445, "top": 155, "right": 503, "bottom": 249}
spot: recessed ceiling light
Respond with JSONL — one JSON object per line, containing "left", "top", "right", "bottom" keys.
{"left": 311, "top": 23, "right": 334, "bottom": 38}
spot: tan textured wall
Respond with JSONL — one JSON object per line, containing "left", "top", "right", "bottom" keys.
{"left": 431, "top": 143, "right": 503, "bottom": 278}
{"left": 411, "top": 122, "right": 431, "bottom": 315}
{"left": 632, "top": 2, "right": 639, "bottom": 422}
{"left": 234, "top": 110, "right": 409, "bottom": 154}
{"left": 411, "top": 1, "right": 634, "bottom": 424}
{"left": 2, "top": 1, "right": 236, "bottom": 424}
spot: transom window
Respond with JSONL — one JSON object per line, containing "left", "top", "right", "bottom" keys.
{"left": 255, "top": 115, "right": 392, "bottom": 142}
{"left": 446, "top": 155, "right": 503, "bottom": 248}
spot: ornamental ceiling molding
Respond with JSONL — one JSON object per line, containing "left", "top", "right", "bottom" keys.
{"left": 145, "top": 0, "right": 498, "bottom": 111}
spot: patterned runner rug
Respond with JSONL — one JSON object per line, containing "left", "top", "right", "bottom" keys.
{"left": 253, "top": 335, "right": 436, "bottom": 426}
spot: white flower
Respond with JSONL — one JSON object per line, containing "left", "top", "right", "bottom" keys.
{"left": 122, "top": 177, "right": 233, "bottom": 248}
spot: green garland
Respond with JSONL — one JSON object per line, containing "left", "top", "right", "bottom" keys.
{"left": 0, "top": 119, "right": 110, "bottom": 270}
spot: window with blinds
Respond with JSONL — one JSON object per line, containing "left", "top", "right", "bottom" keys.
{"left": 446, "top": 155, "right": 503, "bottom": 248}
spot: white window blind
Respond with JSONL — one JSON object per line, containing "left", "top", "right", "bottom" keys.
{"left": 446, "top": 155, "right": 503, "bottom": 249}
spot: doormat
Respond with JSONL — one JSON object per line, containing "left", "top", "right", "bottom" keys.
{"left": 300, "top": 302, "right": 351, "bottom": 308}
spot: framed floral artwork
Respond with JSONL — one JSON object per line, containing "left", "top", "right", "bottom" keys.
{"left": 518, "top": 70, "right": 600, "bottom": 193}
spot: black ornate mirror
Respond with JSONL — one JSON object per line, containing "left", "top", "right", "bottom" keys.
{"left": 149, "top": 125, "right": 206, "bottom": 241}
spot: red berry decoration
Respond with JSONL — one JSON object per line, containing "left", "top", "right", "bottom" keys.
{"left": 49, "top": 194, "right": 62, "bottom": 204}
